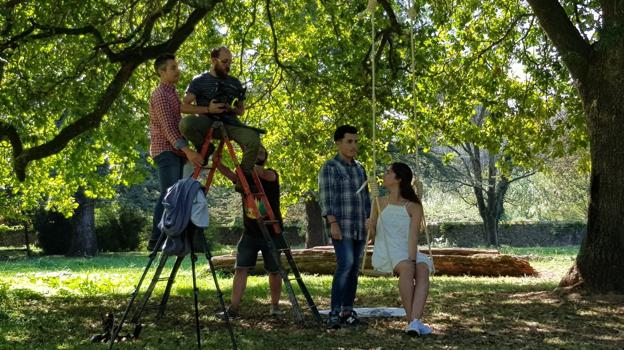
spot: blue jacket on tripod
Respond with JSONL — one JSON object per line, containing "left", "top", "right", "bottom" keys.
{"left": 158, "top": 177, "right": 209, "bottom": 256}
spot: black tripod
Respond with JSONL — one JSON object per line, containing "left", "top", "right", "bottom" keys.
{"left": 107, "top": 224, "right": 236, "bottom": 350}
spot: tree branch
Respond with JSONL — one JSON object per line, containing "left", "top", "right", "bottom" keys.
{"left": 377, "top": 0, "right": 401, "bottom": 34}
{"left": 132, "top": 0, "right": 179, "bottom": 49}
{"left": 474, "top": 13, "right": 530, "bottom": 62}
{"left": 1, "top": 0, "right": 179, "bottom": 61}
{"left": 0, "top": 120, "right": 22, "bottom": 159}
{"left": 525, "top": 0, "right": 592, "bottom": 82}
{"left": 362, "top": 0, "right": 402, "bottom": 76}
{"left": 13, "top": 62, "right": 139, "bottom": 180}
{"left": 508, "top": 171, "right": 535, "bottom": 183}
{"left": 265, "top": 0, "right": 292, "bottom": 71}
{"left": 238, "top": 0, "right": 259, "bottom": 77}
{"left": 4, "top": 2, "right": 221, "bottom": 181}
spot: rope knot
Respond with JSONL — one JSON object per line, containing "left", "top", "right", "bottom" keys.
{"left": 367, "top": 0, "right": 377, "bottom": 13}
{"left": 408, "top": 6, "right": 418, "bottom": 20}
{"left": 413, "top": 177, "right": 424, "bottom": 200}
{"left": 369, "top": 178, "right": 380, "bottom": 198}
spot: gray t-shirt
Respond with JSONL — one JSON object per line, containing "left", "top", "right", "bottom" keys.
{"left": 185, "top": 72, "right": 246, "bottom": 125}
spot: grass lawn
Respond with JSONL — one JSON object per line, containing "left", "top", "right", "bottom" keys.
{"left": 1, "top": 246, "right": 623, "bottom": 349}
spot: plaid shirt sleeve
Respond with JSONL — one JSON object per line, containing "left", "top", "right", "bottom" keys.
{"left": 318, "top": 161, "right": 335, "bottom": 218}
{"left": 151, "top": 89, "right": 186, "bottom": 149}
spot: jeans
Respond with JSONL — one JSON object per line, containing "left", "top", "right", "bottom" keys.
{"left": 150, "top": 151, "right": 185, "bottom": 242}
{"left": 330, "top": 237, "right": 366, "bottom": 314}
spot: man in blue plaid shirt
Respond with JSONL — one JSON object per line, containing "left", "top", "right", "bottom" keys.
{"left": 318, "top": 124, "right": 371, "bottom": 329}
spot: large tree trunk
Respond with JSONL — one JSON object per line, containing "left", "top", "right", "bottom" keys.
{"left": 304, "top": 195, "right": 326, "bottom": 248}
{"left": 483, "top": 214, "right": 499, "bottom": 247}
{"left": 478, "top": 153, "right": 510, "bottom": 247}
{"left": 67, "top": 190, "right": 97, "bottom": 257}
{"left": 573, "top": 54, "right": 624, "bottom": 291}
{"left": 526, "top": 0, "right": 624, "bottom": 293}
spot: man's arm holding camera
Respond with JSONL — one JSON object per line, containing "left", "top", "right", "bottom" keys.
{"left": 231, "top": 100, "right": 245, "bottom": 116}
{"left": 181, "top": 92, "right": 227, "bottom": 115}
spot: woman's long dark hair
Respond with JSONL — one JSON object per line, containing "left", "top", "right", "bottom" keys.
{"left": 391, "top": 162, "right": 421, "bottom": 205}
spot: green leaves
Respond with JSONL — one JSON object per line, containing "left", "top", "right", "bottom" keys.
{"left": 0, "top": 0, "right": 591, "bottom": 214}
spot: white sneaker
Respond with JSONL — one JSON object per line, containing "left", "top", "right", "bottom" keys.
{"left": 418, "top": 321, "right": 433, "bottom": 335}
{"left": 404, "top": 320, "right": 421, "bottom": 336}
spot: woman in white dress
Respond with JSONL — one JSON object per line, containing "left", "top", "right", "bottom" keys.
{"left": 367, "top": 162, "right": 433, "bottom": 336}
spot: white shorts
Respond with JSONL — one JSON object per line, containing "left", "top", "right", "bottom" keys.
{"left": 373, "top": 250, "right": 433, "bottom": 274}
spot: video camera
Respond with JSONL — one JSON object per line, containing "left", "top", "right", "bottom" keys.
{"left": 213, "top": 81, "right": 246, "bottom": 110}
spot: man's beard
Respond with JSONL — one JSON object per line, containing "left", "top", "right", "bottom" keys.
{"left": 215, "top": 65, "right": 229, "bottom": 78}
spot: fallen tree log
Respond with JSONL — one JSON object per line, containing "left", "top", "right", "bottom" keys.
{"left": 211, "top": 246, "right": 537, "bottom": 277}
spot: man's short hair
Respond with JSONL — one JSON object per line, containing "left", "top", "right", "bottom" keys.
{"left": 334, "top": 125, "right": 358, "bottom": 141}
{"left": 256, "top": 144, "right": 268, "bottom": 166}
{"left": 154, "top": 53, "right": 175, "bottom": 75}
{"left": 210, "top": 46, "right": 229, "bottom": 59}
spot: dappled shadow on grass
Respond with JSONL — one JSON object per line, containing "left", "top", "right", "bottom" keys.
{"left": 2, "top": 280, "right": 623, "bottom": 350}
{"left": 1, "top": 252, "right": 623, "bottom": 350}
{"left": 429, "top": 290, "right": 624, "bottom": 349}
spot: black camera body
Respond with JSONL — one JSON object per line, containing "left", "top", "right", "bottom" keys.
{"left": 213, "top": 81, "right": 246, "bottom": 109}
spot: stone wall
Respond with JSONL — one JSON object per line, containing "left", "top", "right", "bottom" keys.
{"left": 0, "top": 228, "right": 35, "bottom": 247}
{"left": 1, "top": 222, "right": 585, "bottom": 248}
{"left": 422, "top": 222, "right": 586, "bottom": 247}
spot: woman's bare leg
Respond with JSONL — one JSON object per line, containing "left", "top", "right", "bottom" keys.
{"left": 409, "top": 263, "right": 430, "bottom": 321}
{"left": 394, "top": 261, "right": 415, "bottom": 323}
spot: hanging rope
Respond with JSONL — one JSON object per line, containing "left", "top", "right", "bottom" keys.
{"left": 369, "top": 0, "right": 377, "bottom": 173}
{"left": 408, "top": 3, "right": 423, "bottom": 198}
{"left": 361, "top": 0, "right": 380, "bottom": 272}
{"left": 361, "top": 0, "right": 434, "bottom": 275}
{"left": 408, "top": 2, "right": 434, "bottom": 274}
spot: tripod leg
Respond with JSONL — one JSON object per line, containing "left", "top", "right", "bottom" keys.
{"left": 131, "top": 252, "right": 170, "bottom": 324}
{"left": 197, "top": 229, "right": 237, "bottom": 350}
{"left": 157, "top": 255, "right": 185, "bottom": 318}
{"left": 189, "top": 230, "right": 202, "bottom": 350}
{"left": 108, "top": 233, "right": 166, "bottom": 349}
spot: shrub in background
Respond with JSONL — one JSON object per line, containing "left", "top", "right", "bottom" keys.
{"left": 96, "top": 205, "right": 147, "bottom": 252}
{"left": 33, "top": 211, "right": 73, "bottom": 255}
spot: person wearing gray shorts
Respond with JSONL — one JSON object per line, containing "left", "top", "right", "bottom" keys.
{"left": 219, "top": 146, "right": 287, "bottom": 317}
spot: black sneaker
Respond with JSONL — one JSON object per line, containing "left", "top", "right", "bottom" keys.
{"left": 325, "top": 313, "right": 341, "bottom": 329}
{"left": 340, "top": 311, "right": 366, "bottom": 326}
{"left": 217, "top": 306, "right": 239, "bottom": 320}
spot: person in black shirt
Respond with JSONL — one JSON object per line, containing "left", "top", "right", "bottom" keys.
{"left": 218, "top": 145, "right": 287, "bottom": 317}
{"left": 179, "top": 46, "right": 261, "bottom": 190}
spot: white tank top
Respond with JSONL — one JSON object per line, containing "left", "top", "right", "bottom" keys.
{"left": 372, "top": 203, "right": 410, "bottom": 272}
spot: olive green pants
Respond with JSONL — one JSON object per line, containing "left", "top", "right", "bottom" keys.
{"left": 179, "top": 115, "right": 260, "bottom": 173}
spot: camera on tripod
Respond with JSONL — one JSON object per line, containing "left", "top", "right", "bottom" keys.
{"left": 213, "top": 81, "right": 246, "bottom": 110}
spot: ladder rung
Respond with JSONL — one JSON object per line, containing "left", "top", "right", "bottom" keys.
{"left": 143, "top": 304, "right": 162, "bottom": 310}
{"left": 157, "top": 277, "right": 170, "bottom": 282}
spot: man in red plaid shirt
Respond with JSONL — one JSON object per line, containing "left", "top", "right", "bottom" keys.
{"left": 147, "top": 53, "right": 204, "bottom": 251}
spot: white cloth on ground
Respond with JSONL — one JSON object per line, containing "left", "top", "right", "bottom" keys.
{"left": 319, "top": 307, "right": 406, "bottom": 318}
